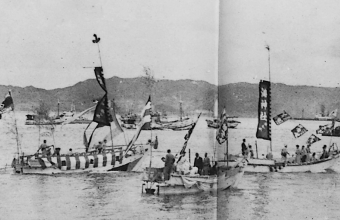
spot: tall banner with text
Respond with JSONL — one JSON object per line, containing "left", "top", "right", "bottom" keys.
{"left": 256, "top": 80, "right": 271, "bottom": 140}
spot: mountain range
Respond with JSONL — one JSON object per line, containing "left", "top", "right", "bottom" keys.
{"left": 1, "top": 77, "right": 340, "bottom": 118}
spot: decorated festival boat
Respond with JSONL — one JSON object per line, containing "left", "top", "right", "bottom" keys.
{"left": 142, "top": 110, "right": 246, "bottom": 195}
{"left": 11, "top": 35, "right": 152, "bottom": 175}
{"left": 230, "top": 79, "right": 340, "bottom": 173}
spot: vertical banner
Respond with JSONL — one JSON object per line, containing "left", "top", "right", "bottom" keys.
{"left": 256, "top": 80, "right": 271, "bottom": 140}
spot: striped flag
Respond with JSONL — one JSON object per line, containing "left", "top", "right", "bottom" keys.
{"left": 216, "top": 108, "right": 228, "bottom": 144}
{"left": 124, "top": 96, "right": 152, "bottom": 154}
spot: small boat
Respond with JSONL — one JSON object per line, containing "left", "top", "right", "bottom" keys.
{"left": 142, "top": 111, "right": 246, "bottom": 195}
{"left": 152, "top": 98, "right": 194, "bottom": 130}
{"left": 143, "top": 164, "right": 245, "bottom": 195}
{"left": 206, "top": 117, "right": 241, "bottom": 129}
{"left": 120, "top": 112, "right": 139, "bottom": 129}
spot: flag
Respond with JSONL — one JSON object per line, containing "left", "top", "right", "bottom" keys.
{"left": 93, "top": 95, "right": 113, "bottom": 126}
{"left": 141, "top": 96, "right": 152, "bottom": 123}
{"left": 316, "top": 123, "right": 333, "bottom": 134}
{"left": 180, "top": 113, "right": 201, "bottom": 155}
{"left": 0, "top": 91, "right": 14, "bottom": 119}
{"left": 256, "top": 80, "right": 271, "bottom": 140}
{"left": 94, "top": 67, "right": 107, "bottom": 92}
{"left": 306, "top": 134, "right": 321, "bottom": 145}
{"left": 103, "top": 106, "right": 124, "bottom": 140}
{"left": 291, "top": 124, "right": 308, "bottom": 138}
{"left": 124, "top": 96, "right": 152, "bottom": 154}
{"left": 216, "top": 109, "right": 228, "bottom": 144}
{"left": 273, "top": 111, "right": 291, "bottom": 125}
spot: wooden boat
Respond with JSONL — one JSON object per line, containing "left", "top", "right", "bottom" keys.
{"left": 228, "top": 148, "right": 340, "bottom": 173}
{"left": 142, "top": 160, "right": 246, "bottom": 195}
{"left": 141, "top": 111, "right": 246, "bottom": 195}
{"left": 12, "top": 35, "right": 150, "bottom": 175}
{"left": 206, "top": 117, "right": 241, "bottom": 129}
{"left": 12, "top": 146, "right": 146, "bottom": 175}
{"left": 243, "top": 80, "right": 340, "bottom": 173}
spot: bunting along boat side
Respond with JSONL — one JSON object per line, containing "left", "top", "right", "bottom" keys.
{"left": 11, "top": 35, "right": 151, "bottom": 175}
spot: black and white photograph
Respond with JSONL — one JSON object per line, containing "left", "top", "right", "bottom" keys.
{"left": 1, "top": 0, "right": 340, "bottom": 219}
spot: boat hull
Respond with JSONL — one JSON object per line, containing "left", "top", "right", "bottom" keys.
{"left": 228, "top": 153, "right": 340, "bottom": 173}
{"left": 143, "top": 166, "right": 245, "bottom": 195}
{"left": 13, "top": 152, "right": 144, "bottom": 175}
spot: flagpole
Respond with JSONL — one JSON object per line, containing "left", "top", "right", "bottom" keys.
{"left": 266, "top": 45, "right": 273, "bottom": 152}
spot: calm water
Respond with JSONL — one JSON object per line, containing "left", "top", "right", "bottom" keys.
{"left": 1, "top": 114, "right": 340, "bottom": 219}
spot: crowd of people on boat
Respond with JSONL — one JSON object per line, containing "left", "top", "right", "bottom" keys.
{"left": 161, "top": 149, "right": 218, "bottom": 181}
{"left": 240, "top": 139, "right": 334, "bottom": 164}
{"left": 36, "top": 139, "right": 130, "bottom": 162}
{"left": 281, "top": 144, "right": 331, "bottom": 164}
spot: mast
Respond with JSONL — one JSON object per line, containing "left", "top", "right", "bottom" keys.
{"left": 57, "top": 99, "right": 60, "bottom": 117}
{"left": 179, "top": 95, "right": 183, "bottom": 121}
{"left": 93, "top": 34, "right": 114, "bottom": 151}
{"left": 266, "top": 45, "right": 273, "bottom": 152}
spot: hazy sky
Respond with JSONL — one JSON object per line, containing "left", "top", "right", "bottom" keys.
{"left": 0, "top": 0, "right": 218, "bottom": 89}
{"left": 219, "top": 0, "right": 340, "bottom": 87}
{"left": 2, "top": 1, "right": 340, "bottom": 90}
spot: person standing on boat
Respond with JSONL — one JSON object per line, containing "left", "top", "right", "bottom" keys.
{"left": 241, "top": 139, "right": 247, "bottom": 156}
{"left": 295, "top": 145, "right": 301, "bottom": 164}
{"left": 194, "top": 153, "right": 203, "bottom": 175}
{"left": 281, "top": 145, "right": 290, "bottom": 162}
{"left": 164, "top": 149, "right": 175, "bottom": 181}
{"left": 306, "top": 145, "right": 311, "bottom": 162}
{"left": 203, "top": 153, "right": 211, "bottom": 175}
{"left": 248, "top": 145, "right": 254, "bottom": 159}
{"left": 38, "top": 140, "right": 48, "bottom": 156}
{"left": 301, "top": 146, "right": 307, "bottom": 163}
{"left": 320, "top": 145, "right": 329, "bottom": 159}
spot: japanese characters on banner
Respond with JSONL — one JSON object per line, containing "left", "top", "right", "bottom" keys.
{"left": 256, "top": 80, "right": 271, "bottom": 140}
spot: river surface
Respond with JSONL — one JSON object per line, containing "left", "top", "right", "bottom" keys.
{"left": 0, "top": 113, "right": 340, "bottom": 219}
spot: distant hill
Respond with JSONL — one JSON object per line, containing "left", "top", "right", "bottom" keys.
{"left": 1, "top": 79, "right": 340, "bottom": 118}
{"left": 218, "top": 82, "right": 340, "bottom": 118}
{"left": 0, "top": 77, "right": 216, "bottom": 116}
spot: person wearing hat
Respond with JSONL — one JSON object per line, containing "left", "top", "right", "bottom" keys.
{"left": 320, "top": 145, "right": 329, "bottom": 160}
